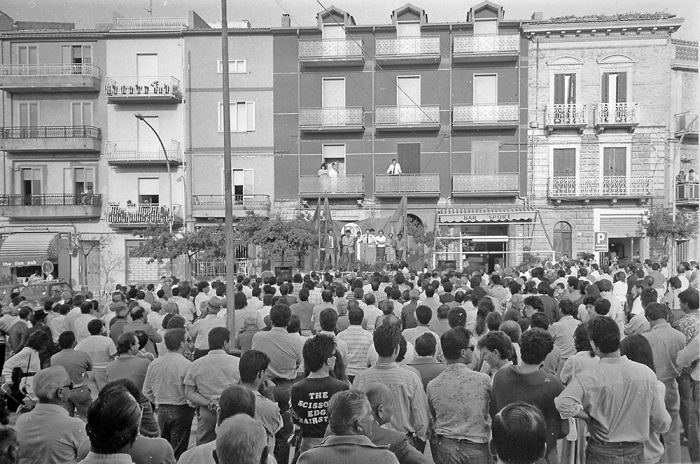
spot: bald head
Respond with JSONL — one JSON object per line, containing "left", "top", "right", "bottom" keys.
{"left": 34, "top": 366, "right": 70, "bottom": 403}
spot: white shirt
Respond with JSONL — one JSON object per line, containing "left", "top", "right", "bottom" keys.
{"left": 387, "top": 162, "right": 402, "bottom": 175}
{"left": 328, "top": 167, "right": 338, "bottom": 178}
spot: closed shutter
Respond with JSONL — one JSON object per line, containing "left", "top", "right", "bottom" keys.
{"left": 603, "top": 147, "right": 626, "bottom": 177}
{"left": 617, "top": 72, "right": 627, "bottom": 103}
{"left": 600, "top": 216, "right": 642, "bottom": 238}
{"left": 398, "top": 143, "right": 420, "bottom": 174}
{"left": 601, "top": 73, "right": 610, "bottom": 104}
{"left": 471, "top": 141, "right": 499, "bottom": 175}
{"left": 57, "top": 237, "right": 71, "bottom": 282}
{"left": 554, "top": 74, "right": 564, "bottom": 105}
{"left": 553, "top": 148, "right": 576, "bottom": 176}
{"left": 568, "top": 74, "right": 576, "bottom": 104}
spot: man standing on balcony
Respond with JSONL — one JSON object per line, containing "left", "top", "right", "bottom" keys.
{"left": 387, "top": 159, "right": 402, "bottom": 175}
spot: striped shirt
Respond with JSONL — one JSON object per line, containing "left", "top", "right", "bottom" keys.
{"left": 337, "top": 325, "right": 373, "bottom": 377}
{"left": 352, "top": 362, "right": 430, "bottom": 441}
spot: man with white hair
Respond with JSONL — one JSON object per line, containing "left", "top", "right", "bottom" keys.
{"left": 14, "top": 366, "right": 88, "bottom": 463}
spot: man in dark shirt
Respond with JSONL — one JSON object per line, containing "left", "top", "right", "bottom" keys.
{"left": 8, "top": 307, "right": 30, "bottom": 355}
{"left": 109, "top": 304, "right": 129, "bottom": 345}
{"left": 291, "top": 334, "right": 348, "bottom": 460}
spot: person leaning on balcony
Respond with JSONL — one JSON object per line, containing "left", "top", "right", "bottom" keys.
{"left": 387, "top": 159, "right": 402, "bottom": 175}
{"left": 317, "top": 163, "right": 328, "bottom": 177}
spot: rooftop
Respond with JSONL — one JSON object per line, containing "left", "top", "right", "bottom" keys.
{"left": 534, "top": 12, "right": 676, "bottom": 24}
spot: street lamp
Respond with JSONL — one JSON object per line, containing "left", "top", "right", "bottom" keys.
{"left": 134, "top": 113, "right": 173, "bottom": 234}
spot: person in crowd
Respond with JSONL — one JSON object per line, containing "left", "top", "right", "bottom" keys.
{"left": 142, "top": 328, "right": 194, "bottom": 459}
{"left": 2, "top": 330, "right": 45, "bottom": 406}
{"left": 0, "top": 426, "right": 18, "bottom": 464}
{"left": 291, "top": 335, "right": 349, "bottom": 457}
{"left": 215, "top": 414, "right": 270, "bottom": 464}
{"left": 252, "top": 304, "right": 304, "bottom": 464}
{"left": 297, "top": 389, "right": 400, "bottom": 464}
{"left": 406, "top": 333, "right": 445, "bottom": 390}
{"left": 188, "top": 296, "right": 226, "bottom": 360}
{"left": 353, "top": 324, "right": 430, "bottom": 451}
{"left": 75, "top": 319, "right": 116, "bottom": 398}
{"left": 491, "top": 328, "right": 566, "bottom": 463}
{"left": 290, "top": 289, "right": 315, "bottom": 336}
{"left": 674, "top": 287, "right": 699, "bottom": 449}
{"left": 555, "top": 316, "right": 671, "bottom": 463}
{"left": 548, "top": 299, "right": 580, "bottom": 374}
{"left": 109, "top": 304, "right": 130, "bottom": 346}
{"left": 73, "top": 303, "right": 96, "bottom": 343}
{"left": 7, "top": 307, "right": 30, "bottom": 356}
{"left": 184, "top": 326, "right": 239, "bottom": 445}
{"left": 429, "top": 305, "right": 452, "bottom": 336}
{"left": 51, "top": 331, "right": 93, "bottom": 420}
{"left": 677, "top": 328, "right": 700, "bottom": 463}
{"left": 337, "top": 305, "right": 373, "bottom": 384}
{"left": 316, "top": 308, "right": 348, "bottom": 364}
{"left": 427, "top": 327, "right": 491, "bottom": 463}
{"left": 402, "top": 305, "right": 442, "bottom": 361}
{"left": 123, "top": 307, "right": 162, "bottom": 358}
{"left": 476, "top": 330, "right": 515, "bottom": 374}
{"left": 311, "top": 290, "right": 336, "bottom": 334}
{"left": 490, "top": 402, "right": 548, "bottom": 464}
{"left": 14, "top": 366, "right": 87, "bottom": 464}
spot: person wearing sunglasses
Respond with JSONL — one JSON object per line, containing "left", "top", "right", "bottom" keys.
{"left": 13, "top": 366, "right": 87, "bottom": 464}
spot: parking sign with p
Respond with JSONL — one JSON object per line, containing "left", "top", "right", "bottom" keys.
{"left": 594, "top": 232, "right": 608, "bottom": 252}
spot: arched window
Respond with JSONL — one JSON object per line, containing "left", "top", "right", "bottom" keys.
{"left": 553, "top": 221, "right": 572, "bottom": 261}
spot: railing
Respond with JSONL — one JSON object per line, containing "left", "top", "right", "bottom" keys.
{"left": 375, "top": 105, "right": 440, "bottom": 126}
{"left": 375, "top": 174, "right": 440, "bottom": 195}
{"left": 453, "top": 104, "right": 518, "bottom": 124}
{"left": 192, "top": 259, "right": 249, "bottom": 277}
{"left": 107, "top": 203, "right": 182, "bottom": 225}
{"left": 105, "top": 140, "right": 183, "bottom": 163}
{"left": 298, "top": 38, "right": 364, "bottom": 58}
{"left": 675, "top": 44, "right": 698, "bottom": 62}
{"left": 0, "top": 194, "right": 101, "bottom": 206}
{"left": 0, "top": 126, "right": 100, "bottom": 139}
{"left": 453, "top": 35, "right": 519, "bottom": 54}
{"left": 677, "top": 182, "right": 699, "bottom": 202}
{"left": 0, "top": 63, "right": 101, "bottom": 78}
{"left": 104, "top": 76, "right": 181, "bottom": 98}
{"left": 299, "top": 107, "right": 364, "bottom": 128}
{"left": 193, "top": 194, "right": 271, "bottom": 208}
{"left": 375, "top": 36, "right": 440, "bottom": 56}
{"left": 549, "top": 176, "right": 653, "bottom": 197}
{"left": 595, "top": 102, "right": 639, "bottom": 125}
{"left": 299, "top": 175, "right": 364, "bottom": 196}
{"left": 114, "top": 17, "right": 188, "bottom": 29}
{"left": 452, "top": 173, "right": 519, "bottom": 193}
{"left": 546, "top": 104, "right": 587, "bottom": 126}
{"left": 676, "top": 112, "right": 698, "bottom": 134}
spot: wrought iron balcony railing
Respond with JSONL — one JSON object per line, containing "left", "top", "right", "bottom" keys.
{"left": 114, "top": 17, "right": 188, "bottom": 29}
{"left": 375, "top": 174, "right": 440, "bottom": 196}
{"left": 299, "top": 175, "right": 364, "bottom": 197}
{"left": 107, "top": 203, "right": 182, "bottom": 225}
{"left": 677, "top": 182, "right": 699, "bottom": 203}
{"left": 0, "top": 126, "right": 101, "bottom": 139}
{"left": 299, "top": 107, "right": 364, "bottom": 130}
{"left": 0, "top": 63, "right": 101, "bottom": 78}
{"left": 193, "top": 194, "right": 271, "bottom": 208}
{"left": 453, "top": 35, "right": 519, "bottom": 55}
{"left": 192, "top": 258, "right": 250, "bottom": 277}
{"left": 375, "top": 105, "right": 440, "bottom": 128}
{"left": 105, "top": 140, "right": 183, "bottom": 164}
{"left": 104, "top": 76, "right": 181, "bottom": 100}
{"left": 548, "top": 176, "right": 652, "bottom": 198}
{"left": 298, "top": 38, "right": 364, "bottom": 59}
{"left": 375, "top": 36, "right": 440, "bottom": 57}
{"left": 452, "top": 104, "right": 518, "bottom": 125}
{"left": 546, "top": 104, "right": 587, "bottom": 127}
{"left": 0, "top": 194, "right": 102, "bottom": 207}
{"left": 452, "top": 173, "right": 519, "bottom": 195}
{"left": 594, "top": 102, "right": 639, "bottom": 128}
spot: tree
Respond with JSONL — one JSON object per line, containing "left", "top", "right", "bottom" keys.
{"left": 645, "top": 207, "right": 699, "bottom": 250}
{"left": 249, "top": 213, "right": 317, "bottom": 267}
{"left": 131, "top": 221, "right": 229, "bottom": 265}
{"left": 72, "top": 233, "right": 113, "bottom": 293}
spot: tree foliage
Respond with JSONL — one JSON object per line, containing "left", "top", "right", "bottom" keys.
{"left": 645, "top": 207, "right": 699, "bottom": 249}
{"left": 248, "top": 213, "right": 317, "bottom": 263}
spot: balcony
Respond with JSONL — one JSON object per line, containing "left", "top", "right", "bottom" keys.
{"left": 299, "top": 107, "right": 365, "bottom": 133}
{"left": 375, "top": 105, "right": 440, "bottom": 131}
{"left": 545, "top": 104, "right": 587, "bottom": 134}
{"left": 298, "top": 38, "right": 365, "bottom": 67}
{"left": 375, "top": 36, "right": 441, "bottom": 65}
{"left": 677, "top": 182, "right": 699, "bottom": 206}
{"left": 548, "top": 176, "right": 653, "bottom": 203}
{"left": 0, "top": 194, "right": 102, "bottom": 219}
{"left": 672, "top": 41, "right": 698, "bottom": 71}
{"left": 105, "top": 140, "right": 183, "bottom": 165}
{"left": 107, "top": 203, "right": 183, "bottom": 228}
{"left": 299, "top": 175, "right": 364, "bottom": 198}
{"left": 452, "top": 104, "right": 519, "bottom": 130}
{"left": 0, "top": 126, "right": 101, "bottom": 153}
{"left": 452, "top": 35, "right": 520, "bottom": 63}
{"left": 105, "top": 76, "right": 182, "bottom": 103}
{"left": 452, "top": 173, "right": 519, "bottom": 197}
{"left": 675, "top": 113, "right": 698, "bottom": 139}
{"left": 192, "top": 194, "right": 272, "bottom": 218}
{"left": 114, "top": 17, "right": 188, "bottom": 30}
{"left": 594, "top": 102, "right": 639, "bottom": 133}
{"left": 374, "top": 174, "right": 440, "bottom": 197}
{"left": 0, "top": 64, "right": 101, "bottom": 93}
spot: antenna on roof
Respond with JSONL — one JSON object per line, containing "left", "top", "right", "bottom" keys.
{"left": 143, "top": 0, "right": 153, "bottom": 16}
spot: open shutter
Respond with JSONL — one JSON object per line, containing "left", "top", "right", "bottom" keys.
{"left": 617, "top": 72, "right": 627, "bottom": 103}
{"left": 243, "top": 169, "right": 255, "bottom": 196}
{"left": 246, "top": 102, "right": 255, "bottom": 132}
{"left": 553, "top": 75, "right": 564, "bottom": 105}
{"left": 601, "top": 73, "right": 609, "bottom": 103}
{"left": 568, "top": 74, "right": 576, "bottom": 104}
{"left": 64, "top": 168, "right": 72, "bottom": 196}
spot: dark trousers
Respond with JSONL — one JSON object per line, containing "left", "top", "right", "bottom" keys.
{"left": 271, "top": 378, "right": 296, "bottom": 464}
{"left": 157, "top": 404, "right": 195, "bottom": 459}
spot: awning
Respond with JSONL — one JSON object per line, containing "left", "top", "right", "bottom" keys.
{"left": 438, "top": 208, "right": 537, "bottom": 224}
{"left": 0, "top": 233, "right": 59, "bottom": 268}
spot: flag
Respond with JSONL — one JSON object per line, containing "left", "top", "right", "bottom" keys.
{"left": 323, "top": 197, "right": 332, "bottom": 235}
{"left": 389, "top": 196, "right": 407, "bottom": 237}
{"left": 312, "top": 197, "right": 321, "bottom": 232}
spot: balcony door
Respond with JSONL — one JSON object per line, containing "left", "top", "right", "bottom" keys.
{"left": 322, "top": 78, "right": 345, "bottom": 126}
{"left": 71, "top": 102, "right": 93, "bottom": 131}
{"left": 322, "top": 24, "right": 345, "bottom": 56}
{"left": 18, "top": 102, "right": 39, "bottom": 137}
{"left": 471, "top": 141, "right": 498, "bottom": 175}
{"left": 20, "top": 167, "right": 42, "bottom": 205}
{"left": 137, "top": 54, "right": 158, "bottom": 88}
{"left": 323, "top": 144, "right": 346, "bottom": 176}
{"left": 602, "top": 147, "right": 627, "bottom": 195}
{"left": 397, "top": 76, "right": 420, "bottom": 123}
{"left": 232, "top": 169, "right": 254, "bottom": 204}
{"left": 474, "top": 74, "right": 497, "bottom": 121}
{"left": 62, "top": 45, "right": 92, "bottom": 73}
{"left": 553, "top": 148, "right": 576, "bottom": 195}
{"left": 138, "top": 178, "right": 160, "bottom": 205}
{"left": 137, "top": 116, "right": 159, "bottom": 159}
{"left": 601, "top": 72, "right": 627, "bottom": 104}
{"left": 553, "top": 73, "right": 576, "bottom": 105}
{"left": 397, "top": 22, "right": 420, "bottom": 54}
{"left": 398, "top": 143, "right": 420, "bottom": 174}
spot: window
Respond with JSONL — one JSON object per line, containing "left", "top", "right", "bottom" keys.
{"left": 18, "top": 102, "right": 39, "bottom": 138}
{"left": 397, "top": 22, "right": 421, "bottom": 54}
{"left": 17, "top": 46, "right": 38, "bottom": 66}
{"left": 397, "top": 143, "right": 420, "bottom": 174}
{"left": 552, "top": 148, "right": 576, "bottom": 177}
{"left": 601, "top": 72, "right": 627, "bottom": 103}
{"left": 474, "top": 19, "right": 498, "bottom": 35}
{"left": 553, "top": 222, "right": 572, "bottom": 261}
{"left": 61, "top": 45, "right": 92, "bottom": 65}
{"left": 138, "top": 178, "right": 160, "bottom": 204}
{"left": 554, "top": 74, "right": 576, "bottom": 104}
{"left": 323, "top": 144, "right": 346, "bottom": 176}
{"left": 602, "top": 147, "right": 628, "bottom": 195}
{"left": 71, "top": 102, "right": 93, "bottom": 127}
{"left": 217, "top": 60, "right": 246, "bottom": 74}
{"left": 73, "top": 167, "right": 95, "bottom": 196}
{"left": 218, "top": 102, "right": 255, "bottom": 133}
{"left": 471, "top": 140, "right": 499, "bottom": 175}
{"left": 232, "top": 169, "right": 254, "bottom": 204}
{"left": 21, "top": 167, "right": 42, "bottom": 205}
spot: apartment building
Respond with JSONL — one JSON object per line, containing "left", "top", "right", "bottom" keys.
{"left": 523, "top": 12, "right": 689, "bottom": 264}
{"left": 273, "top": 0, "right": 532, "bottom": 271}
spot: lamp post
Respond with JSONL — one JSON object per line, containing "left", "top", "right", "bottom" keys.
{"left": 134, "top": 113, "right": 173, "bottom": 234}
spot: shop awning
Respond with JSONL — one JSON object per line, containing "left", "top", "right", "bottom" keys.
{"left": 438, "top": 208, "right": 537, "bottom": 224}
{"left": 0, "top": 233, "right": 59, "bottom": 268}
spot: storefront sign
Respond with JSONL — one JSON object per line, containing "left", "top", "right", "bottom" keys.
{"left": 594, "top": 231, "right": 608, "bottom": 252}
{"left": 439, "top": 210, "right": 536, "bottom": 223}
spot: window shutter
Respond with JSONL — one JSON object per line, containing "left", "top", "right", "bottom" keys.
{"left": 568, "top": 74, "right": 576, "bottom": 104}
{"left": 553, "top": 148, "right": 576, "bottom": 177}
{"left": 246, "top": 102, "right": 255, "bottom": 132}
{"left": 601, "top": 73, "right": 609, "bottom": 103}
{"left": 243, "top": 169, "right": 255, "bottom": 195}
{"left": 230, "top": 103, "right": 239, "bottom": 132}
{"left": 617, "top": 72, "right": 627, "bottom": 103}
{"left": 218, "top": 103, "right": 224, "bottom": 132}
{"left": 554, "top": 74, "right": 564, "bottom": 105}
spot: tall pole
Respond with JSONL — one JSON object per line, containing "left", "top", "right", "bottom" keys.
{"left": 221, "top": 0, "right": 237, "bottom": 345}
{"left": 134, "top": 113, "right": 172, "bottom": 235}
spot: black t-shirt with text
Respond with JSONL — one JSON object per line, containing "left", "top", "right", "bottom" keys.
{"left": 290, "top": 376, "right": 349, "bottom": 438}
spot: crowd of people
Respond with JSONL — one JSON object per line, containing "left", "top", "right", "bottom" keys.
{"left": 0, "top": 257, "right": 696, "bottom": 464}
